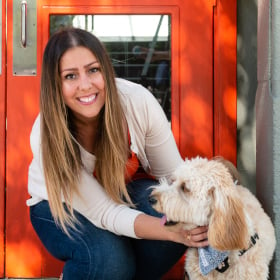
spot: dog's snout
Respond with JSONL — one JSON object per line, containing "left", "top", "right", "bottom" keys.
{"left": 149, "top": 195, "right": 158, "bottom": 205}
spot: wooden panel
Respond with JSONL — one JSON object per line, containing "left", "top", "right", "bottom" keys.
{"left": 0, "top": 0, "right": 6, "bottom": 277}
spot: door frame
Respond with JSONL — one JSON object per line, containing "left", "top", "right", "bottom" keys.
{"left": 0, "top": 0, "right": 6, "bottom": 276}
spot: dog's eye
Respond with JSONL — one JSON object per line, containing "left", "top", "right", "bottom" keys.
{"left": 180, "top": 182, "right": 190, "bottom": 193}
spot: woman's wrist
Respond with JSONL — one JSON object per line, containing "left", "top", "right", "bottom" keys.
{"left": 164, "top": 229, "right": 180, "bottom": 242}
{"left": 134, "top": 214, "right": 182, "bottom": 243}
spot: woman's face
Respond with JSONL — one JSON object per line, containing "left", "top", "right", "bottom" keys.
{"left": 60, "top": 46, "right": 105, "bottom": 121}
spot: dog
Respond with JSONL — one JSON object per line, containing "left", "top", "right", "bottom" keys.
{"left": 150, "top": 157, "right": 276, "bottom": 279}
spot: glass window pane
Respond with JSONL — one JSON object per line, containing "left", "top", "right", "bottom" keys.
{"left": 50, "top": 15, "right": 171, "bottom": 120}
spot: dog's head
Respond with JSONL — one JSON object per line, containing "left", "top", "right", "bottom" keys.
{"left": 150, "top": 156, "right": 249, "bottom": 251}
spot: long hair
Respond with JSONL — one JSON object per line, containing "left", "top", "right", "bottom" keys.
{"left": 40, "top": 28, "right": 130, "bottom": 233}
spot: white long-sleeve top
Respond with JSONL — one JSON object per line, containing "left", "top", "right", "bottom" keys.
{"left": 27, "top": 78, "right": 183, "bottom": 238}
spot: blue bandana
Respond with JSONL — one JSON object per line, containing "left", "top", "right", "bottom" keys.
{"left": 198, "top": 246, "right": 229, "bottom": 275}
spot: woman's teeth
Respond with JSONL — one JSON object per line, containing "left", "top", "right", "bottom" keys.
{"left": 78, "top": 94, "right": 96, "bottom": 103}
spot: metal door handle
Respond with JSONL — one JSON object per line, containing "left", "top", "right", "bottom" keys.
{"left": 13, "top": 0, "right": 37, "bottom": 75}
{"left": 21, "top": 0, "right": 27, "bottom": 47}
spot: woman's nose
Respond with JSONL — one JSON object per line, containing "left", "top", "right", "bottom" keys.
{"left": 79, "top": 74, "right": 92, "bottom": 91}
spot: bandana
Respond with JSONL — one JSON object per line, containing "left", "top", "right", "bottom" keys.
{"left": 198, "top": 246, "right": 229, "bottom": 275}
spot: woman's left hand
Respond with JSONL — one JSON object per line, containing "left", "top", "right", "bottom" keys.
{"left": 180, "top": 226, "right": 209, "bottom": 247}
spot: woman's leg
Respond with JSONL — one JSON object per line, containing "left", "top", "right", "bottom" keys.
{"left": 127, "top": 178, "right": 187, "bottom": 280}
{"left": 30, "top": 200, "right": 135, "bottom": 280}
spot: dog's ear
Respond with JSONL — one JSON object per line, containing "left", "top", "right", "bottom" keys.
{"left": 207, "top": 186, "right": 249, "bottom": 251}
{"left": 212, "top": 157, "right": 242, "bottom": 185}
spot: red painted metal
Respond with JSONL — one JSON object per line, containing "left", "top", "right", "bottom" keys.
{"left": 0, "top": 0, "right": 6, "bottom": 276}
{"left": 214, "top": 0, "right": 237, "bottom": 164}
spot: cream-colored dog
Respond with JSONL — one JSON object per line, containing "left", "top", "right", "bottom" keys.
{"left": 150, "top": 157, "right": 276, "bottom": 279}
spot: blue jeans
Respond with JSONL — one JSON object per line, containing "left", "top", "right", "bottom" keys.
{"left": 30, "top": 179, "right": 186, "bottom": 280}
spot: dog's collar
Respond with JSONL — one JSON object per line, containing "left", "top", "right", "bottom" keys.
{"left": 215, "top": 232, "right": 259, "bottom": 274}
{"left": 238, "top": 233, "right": 259, "bottom": 256}
{"left": 215, "top": 257, "right": 230, "bottom": 273}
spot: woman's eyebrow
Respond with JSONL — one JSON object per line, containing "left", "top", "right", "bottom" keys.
{"left": 85, "top": 61, "right": 99, "bottom": 67}
{"left": 61, "top": 61, "right": 99, "bottom": 73}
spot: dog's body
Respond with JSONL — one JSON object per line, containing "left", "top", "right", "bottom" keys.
{"left": 151, "top": 157, "right": 276, "bottom": 280}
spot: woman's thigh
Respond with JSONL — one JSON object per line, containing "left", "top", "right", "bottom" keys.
{"left": 127, "top": 178, "right": 187, "bottom": 280}
{"left": 30, "top": 200, "right": 135, "bottom": 280}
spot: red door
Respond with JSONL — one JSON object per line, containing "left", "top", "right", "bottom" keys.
{"left": 0, "top": 0, "right": 6, "bottom": 277}
{"left": 3, "top": 0, "right": 236, "bottom": 277}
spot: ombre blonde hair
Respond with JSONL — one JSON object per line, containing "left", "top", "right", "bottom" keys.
{"left": 40, "top": 28, "right": 131, "bottom": 233}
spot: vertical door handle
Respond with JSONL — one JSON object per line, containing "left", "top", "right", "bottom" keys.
{"left": 21, "top": 0, "right": 27, "bottom": 47}
{"left": 13, "top": 0, "right": 37, "bottom": 75}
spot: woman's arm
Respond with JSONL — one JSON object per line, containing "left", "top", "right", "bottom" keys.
{"left": 75, "top": 170, "right": 208, "bottom": 247}
{"left": 118, "top": 79, "right": 183, "bottom": 179}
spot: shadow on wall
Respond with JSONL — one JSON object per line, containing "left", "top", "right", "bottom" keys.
{"left": 237, "top": 0, "right": 257, "bottom": 194}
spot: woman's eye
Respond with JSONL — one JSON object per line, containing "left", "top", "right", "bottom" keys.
{"left": 64, "top": 73, "right": 76, "bottom": 80}
{"left": 89, "top": 67, "right": 100, "bottom": 74}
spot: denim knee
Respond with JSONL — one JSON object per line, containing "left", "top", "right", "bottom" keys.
{"left": 30, "top": 201, "right": 136, "bottom": 280}
{"left": 61, "top": 232, "right": 136, "bottom": 280}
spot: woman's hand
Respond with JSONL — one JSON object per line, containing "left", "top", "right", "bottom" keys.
{"left": 171, "top": 226, "right": 209, "bottom": 248}
{"left": 182, "top": 226, "right": 209, "bottom": 247}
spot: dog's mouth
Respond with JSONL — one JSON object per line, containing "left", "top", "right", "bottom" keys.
{"left": 160, "top": 215, "right": 179, "bottom": 227}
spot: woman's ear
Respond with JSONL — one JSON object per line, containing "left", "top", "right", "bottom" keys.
{"left": 207, "top": 187, "right": 249, "bottom": 251}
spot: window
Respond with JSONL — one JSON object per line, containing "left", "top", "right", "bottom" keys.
{"left": 50, "top": 15, "right": 171, "bottom": 119}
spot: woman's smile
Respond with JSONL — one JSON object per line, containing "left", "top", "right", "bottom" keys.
{"left": 77, "top": 93, "right": 98, "bottom": 105}
{"left": 60, "top": 46, "right": 105, "bottom": 120}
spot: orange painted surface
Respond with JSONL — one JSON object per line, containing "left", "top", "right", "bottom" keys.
{"left": 176, "top": 1, "right": 214, "bottom": 159}
{"left": 4, "top": 0, "right": 236, "bottom": 277}
{"left": 5, "top": 1, "right": 49, "bottom": 277}
{"left": 0, "top": 0, "right": 6, "bottom": 277}
{"left": 214, "top": 0, "right": 237, "bottom": 164}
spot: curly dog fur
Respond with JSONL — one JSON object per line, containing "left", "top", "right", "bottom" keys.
{"left": 151, "top": 157, "right": 276, "bottom": 279}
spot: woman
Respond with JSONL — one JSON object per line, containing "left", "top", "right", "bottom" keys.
{"left": 27, "top": 28, "right": 208, "bottom": 280}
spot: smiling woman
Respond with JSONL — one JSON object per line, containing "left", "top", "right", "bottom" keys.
{"left": 27, "top": 27, "right": 209, "bottom": 280}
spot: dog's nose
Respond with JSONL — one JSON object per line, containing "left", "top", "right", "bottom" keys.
{"left": 149, "top": 195, "right": 158, "bottom": 205}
